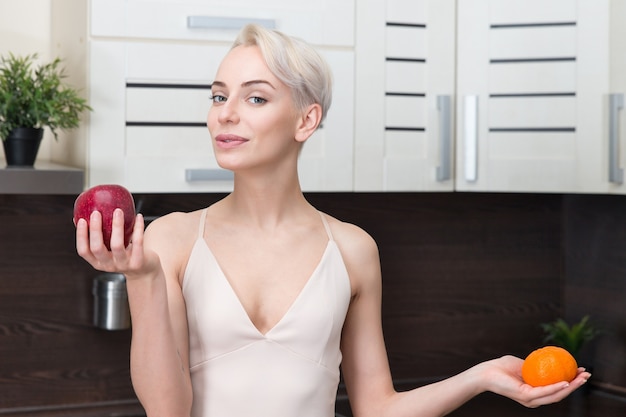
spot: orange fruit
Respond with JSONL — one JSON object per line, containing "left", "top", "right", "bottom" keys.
{"left": 521, "top": 346, "right": 578, "bottom": 387}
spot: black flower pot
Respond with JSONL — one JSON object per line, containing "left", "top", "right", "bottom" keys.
{"left": 2, "top": 127, "right": 44, "bottom": 167}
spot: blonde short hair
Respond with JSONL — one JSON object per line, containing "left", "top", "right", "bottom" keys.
{"left": 231, "top": 24, "right": 333, "bottom": 123}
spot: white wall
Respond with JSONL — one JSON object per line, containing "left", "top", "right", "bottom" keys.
{"left": 0, "top": 1, "right": 51, "bottom": 57}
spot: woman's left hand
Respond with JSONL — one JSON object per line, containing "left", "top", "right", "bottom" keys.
{"left": 481, "top": 355, "right": 591, "bottom": 408}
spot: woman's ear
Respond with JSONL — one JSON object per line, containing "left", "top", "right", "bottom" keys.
{"left": 295, "top": 103, "right": 323, "bottom": 143}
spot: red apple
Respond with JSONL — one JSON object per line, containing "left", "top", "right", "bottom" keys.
{"left": 73, "top": 184, "right": 136, "bottom": 250}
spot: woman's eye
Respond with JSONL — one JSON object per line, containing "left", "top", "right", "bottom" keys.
{"left": 210, "top": 94, "right": 227, "bottom": 103}
{"left": 248, "top": 96, "right": 267, "bottom": 105}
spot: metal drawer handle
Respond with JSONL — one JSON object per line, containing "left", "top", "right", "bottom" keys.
{"left": 436, "top": 95, "right": 452, "bottom": 182}
{"left": 609, "top": 93, "right": 624, "bottom": 184}
{"left": 187, "top": 16, "right": 276, "bottom": 30}
{"left": 464, "top": 95, "right": 478, "bottom": 182}
{"left": 185, "top": 169, "right": 234, "bottom": 182}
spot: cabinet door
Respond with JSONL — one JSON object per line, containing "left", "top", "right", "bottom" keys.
{"left": 354, "top": 0, "right": 456, "bottom": 191}
{"left": 456, "top": 0, "right": 622, "bottom": 193}
{"left": 91, "top": 0, "right": 354, "bottom": 47}
{"left": 88, "top": 40, "right": 126, "bottom": 187}
{"left": 609, "top": 0, "right": 626, "bottom": 194}
{"left": 87, "top": 40, "right": 234, "bottom": 192}
{"left": 298, "top": 50, "right": 355, "bottom": 191}
{"left": 577, "top": 0, "right": 626, "bottom": 194}
{"left": 87, "top": 0, "right": 356, "bottom": 192}
{"left": 123, "top": 42, "right": 232, "bottom": 193}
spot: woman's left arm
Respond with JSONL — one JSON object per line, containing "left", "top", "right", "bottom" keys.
{"left": 335, "top": 222, "right": 590, "bottom": 417}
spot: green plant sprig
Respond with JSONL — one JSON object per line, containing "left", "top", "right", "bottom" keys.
{"left": 541, "top": 315, "right": 600, "bottom": 360}
{"left": 0, "top": 53, "right": 91, "bottom": 141}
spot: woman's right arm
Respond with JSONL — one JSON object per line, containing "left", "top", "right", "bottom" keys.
{"left": 76, "top": 210, "right": 193, "bottom": 417}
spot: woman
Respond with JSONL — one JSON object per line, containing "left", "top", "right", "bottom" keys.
{"left": 76, "top": 24, "right": 590, "bottom": 417}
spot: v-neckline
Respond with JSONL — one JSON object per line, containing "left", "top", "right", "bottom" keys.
{"left": 199, "top": 238, "right": 332, "bottom": 337}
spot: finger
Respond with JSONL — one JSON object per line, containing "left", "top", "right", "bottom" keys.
{"left": 127, "top": 214, "right": 146, "bottom": 268}
{"left": 76, "top": 217, "right": 112, "bottom": 271}
{"left": 526, "top": 376, "right": 589, "bottom": 407}
{"left": 76, "top": 218, "right": 94, "bottom": 260}
{"left": 131, "top": 213, "right": 145, "bottom": 248}
{"left": 109, "top": 208, "right": 127, "bottom": 252}
{"left": 574, "top": 371, "right": 592, "bottom": 385}
{"left": 88, "top": 210, "right": 107, "bottom": 254}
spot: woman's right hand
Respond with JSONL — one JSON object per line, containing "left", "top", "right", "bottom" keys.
{"left": 75, "top": 209, "right": 161, "bottom": 279}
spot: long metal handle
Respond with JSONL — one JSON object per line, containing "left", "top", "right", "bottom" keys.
{"left": 464, "top": 95, "right": 478, "bottom": 182}
{"left": 436, "top": 95, "right": 452, "bottom": 181}
{"left": 187, "top": 16, "right": 276, "bottom": 30}
{"left": 185, "top": 168, "right": 234, "bottom": 182}
{"left": 609, "top": 93, "right": 624, "bottom": 184}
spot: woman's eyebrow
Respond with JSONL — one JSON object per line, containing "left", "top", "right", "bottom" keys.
{"left": 242, "top": 79, "right": 276, "bottom": 89}
{"left": 211, "top": 79, "right": 276, "bottom": 90}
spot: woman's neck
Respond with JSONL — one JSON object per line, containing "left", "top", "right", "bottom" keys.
{"left": 220, "top": 171, "right": 313, "bottom": 230}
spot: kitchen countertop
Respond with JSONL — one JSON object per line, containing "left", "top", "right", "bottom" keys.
{"left": 0, "top": 160, "right": 84, "bottom": 194}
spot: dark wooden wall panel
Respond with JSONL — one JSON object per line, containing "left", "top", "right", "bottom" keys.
{"left": 306, "top": 193, "right": 563, "bottom": 379}
{"left": 0, "top": 195, "right": 136, "bottom": 410}
{"left": 563, "top": 194, "right": 626, "bottom": 391}
{"left": 0, "top": 192, "right": 624, "bottom": 415}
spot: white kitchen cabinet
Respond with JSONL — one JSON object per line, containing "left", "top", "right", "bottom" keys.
{"left": 354, "top": 0, "right": 456, "bottom": 191}
{"left": 355, "top": 0, "right": 626, "bottom": 194}
{"left": 56, "top": 0, "right": 355, "bottom": 192}
{"left": 457, "top": 0, "right": 626, "bottom": 194}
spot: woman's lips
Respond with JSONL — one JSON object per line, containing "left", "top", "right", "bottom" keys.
{"left": 215, "top": 133, "right": 248, "bottom": 149}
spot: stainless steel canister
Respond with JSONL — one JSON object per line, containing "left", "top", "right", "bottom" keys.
{"left": 92, "top": 273, "right": 131, "bottom": 330}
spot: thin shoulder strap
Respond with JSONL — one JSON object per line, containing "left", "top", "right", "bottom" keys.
{"left": 318, "top": 211, "right": 334, "bottom": 241}
{"left": 198, "top": 208, "right": 208, "bottom": 239}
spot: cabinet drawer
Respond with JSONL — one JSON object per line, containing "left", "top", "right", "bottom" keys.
{"left": 386, "top": 61, "right": 427, "bottom": 93}
{"left": 125, "top": 127, "right": 212, "bottom": 159}
{"left": 126, "top": 86, "right": 210, "bottom": 124}
{"left": 386, "top": 0, "right": 426, "bottom": 24}
{"left": 488, "top": 96, "right": 576, "bottom": 129}
{"left": 125, "top": 126, "right": 232, "bottom": 192}
{"left": 490, "top": 26, "right": 576, "bottom": 60}
{"left": 91, "top": 0, "right": 354, "bottom": 46}
{"left": 125, "top": 157, "right": 234, "bottom": 193}
{"left": 385, "top": 96, "right": 427, "bottom": 129}
{"left": 126, "top": 42, "right": 229, "bottom": 83}
{"left": 386, "top": 26, "right": 426, "bottom": 59}
{"left": 489, "top": 61, "right": 576, "bottom": 95}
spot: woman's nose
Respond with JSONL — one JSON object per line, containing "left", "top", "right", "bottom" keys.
{"left": 217, "top": 98, "right": 239, "bottom": 124}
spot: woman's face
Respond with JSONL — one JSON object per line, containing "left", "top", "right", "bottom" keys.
{"left": 207, "top": 45, "right": 302, "bottom": 173}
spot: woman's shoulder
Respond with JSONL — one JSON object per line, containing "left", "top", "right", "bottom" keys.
{"left": 143, "top": 209, "right": 206, "bottom": 261}
{"left": 145, "top": 209, "right": 204, "bottom": 239}
{"left": 142, "top": 209, "right": 209, "bottom": 282}
{"left": 324, "top": 213, "right": 375, "bottom": 243}
{"left": 322, "top": 213, "right": 380, "bottom": 272}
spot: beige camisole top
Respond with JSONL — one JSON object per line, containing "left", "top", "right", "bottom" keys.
{"left": 182, "top": 209, "right": 351, "bottom": 417}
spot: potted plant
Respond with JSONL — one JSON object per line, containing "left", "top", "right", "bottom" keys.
{"left": 0, "top": 53, "right": 91, "bottom": 166}
{"left": 541, "top": 315, "right": 600, "bottom": 362}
